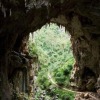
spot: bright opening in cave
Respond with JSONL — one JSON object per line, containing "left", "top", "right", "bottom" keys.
{"left": 29, "top": 23, "right": 75, "bottom": 99}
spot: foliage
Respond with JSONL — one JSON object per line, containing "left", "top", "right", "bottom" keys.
{"left": 52, "top": 88, "right": 75, "bottom": 100}
{"left": 37, "top": 68, "right": 51, "bottom": 89}
{"left": 12, "top": 91, "right": 29, "bottom": 100}
{"left": 29, "top": 23, "right": 75, "bottom": 100}
{"left": 28, "top": 41, "right": 37, "bottom": 56}
{"left": 34, "top": 23, "right": 73, "bottom": 68}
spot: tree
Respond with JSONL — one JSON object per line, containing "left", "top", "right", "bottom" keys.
{"left": 29, "top": 23, "right": 75, "bottom": 99}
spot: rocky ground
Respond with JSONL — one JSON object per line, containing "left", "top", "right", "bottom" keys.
{"left": 48, "top": 72, "right": 100, "bottom": 100}
{"left": 75, "top": 91, "right": 100, "bottom": 100}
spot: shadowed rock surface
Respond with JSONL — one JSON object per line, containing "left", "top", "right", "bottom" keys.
{"left": 0, "top": 0, "right": 100, "bottom": 99}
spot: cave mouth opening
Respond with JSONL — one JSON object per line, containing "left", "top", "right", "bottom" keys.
{"left": 28, "top": 23, "right": 75, "bottom": 99}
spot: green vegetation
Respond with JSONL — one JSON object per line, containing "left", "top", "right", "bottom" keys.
{"left": 29, "top": 23, "right": 75, "bottom": 100}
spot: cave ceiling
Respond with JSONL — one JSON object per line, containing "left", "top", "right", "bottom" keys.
{"left": 0, "top": 0, "right": 100, "bottom": 97}
{"left": 0, "top": 0, "right": 100, "bottom": 47}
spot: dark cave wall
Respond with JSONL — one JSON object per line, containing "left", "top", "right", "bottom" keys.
{"left": 0, "top": 56, "right": 12, "bottom": 100}
{"left": 0, "top": 0, "right": 100, "bottom": 100}
{"left": 70, "top": 15, "right": 100, "bottom": 91}
{"left": 54, "top": 14, "right": 100, "bottom": 91}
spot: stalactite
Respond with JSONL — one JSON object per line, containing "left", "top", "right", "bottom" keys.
{"left": 65, "top": 27, "right": 67, "bottom": 32}
{"left": 45, "top": 23, "right": 47, "bottom": 27}
{"left": 10, "top": 9, "right": 12, "bottom": 16}
{"left": 1, "top": 5, "right": 6, "bottom": 18}
{"left": 60, "top": 25, "right": 63, "bottom": 29}
{"left": 48, "top": 23, "right": 50, "bottom": 27}
{"left": 25, "top": 0, "right": 27, "bottom": 7}
{"left": 61, "top": 0, "right": 64, "bottom": 4}
{"left": 57, "top": 23, "right": 60, "bottom": 28}
{"left": 0, "top": 2, "right": 1, "bottom": 7}
{"left": 47, "top": 5, "right": 50, "bottom": 20}
{"left": 31, "top": 32, "right": 34, "bottom": 40}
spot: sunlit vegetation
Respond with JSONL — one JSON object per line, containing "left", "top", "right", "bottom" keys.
{"left": 29, "top": 23, "right": 75, "bottom": 100}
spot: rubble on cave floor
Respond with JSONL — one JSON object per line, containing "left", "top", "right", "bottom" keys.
{"left": 75, "top": 91, "right": 100, "bottom": 100}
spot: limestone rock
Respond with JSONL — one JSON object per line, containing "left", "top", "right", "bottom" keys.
{"left": 0, "top": 0, "right": 100, "bottom": 99}
{"left": 84, "top": 93, "right": 89, "bottom": 99}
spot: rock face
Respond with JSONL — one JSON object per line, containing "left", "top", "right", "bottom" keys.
{"left": 0, "top": 0, "right": 100, "bottom": 99}
{"left": 70, "top": 15, "right": 100, "bottom": 91}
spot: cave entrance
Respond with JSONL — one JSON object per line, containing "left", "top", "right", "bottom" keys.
{"left": 29, "top": 23, "right": 75, "bottom": 99}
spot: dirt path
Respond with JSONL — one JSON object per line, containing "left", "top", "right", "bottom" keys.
{"left": 48, "top": 72, "right": 75, "bottom": 93}
{"left": 47, "top": 72, "right": 100, "bottom": 100}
